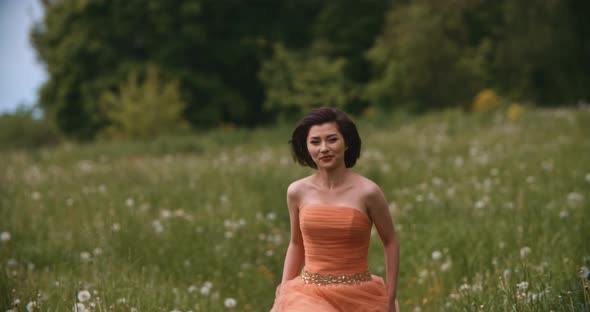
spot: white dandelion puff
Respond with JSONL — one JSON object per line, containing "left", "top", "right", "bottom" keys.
{"left": 152, "top": 220, "right": 164, "bottom": 233}
{"left": 26, "top": 301, "right": 37, "bottom": 312}
{"left": 126, "top": 198, "right": 134, "bottom": 207}
{"left": 520, "top": 246, "right": 531, "bottom": 258}
{"left": 75, "top": 302, "right": 87, "bottom": 312}
{"left": 77, "top": 290, "right": 91, "bottom": 302}
{"left": 224, "top": 298, "right": 237, "bottom": 308}
{"left": 567, "top": 192, "right": 583, "bottom": 207}
{"left": 1, "top": 232, "right": 11, "bottom": 242}
{"left": 516, "top": 281, "right": 529, "bottom": 290}
{"left": 559, "top": 210, "right": 569, "bottom": 219}
{"left": 440, "top": 260, "right": 452, "bottom": 271}
{"left": 80, "top": 252, "right": 91, "bottom": 262}
{"left": 432, "top": 250, "right": 442, "bottom": 260}
{"left": 31, "top": 191, "right": 41, "bottom": 200}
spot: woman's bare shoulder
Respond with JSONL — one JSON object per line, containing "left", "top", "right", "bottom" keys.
{"left": 287, "top": 176, "right": 313, "bottom": 203}
{"left": 350, "top": 172, "right": 382, "bottom": 194}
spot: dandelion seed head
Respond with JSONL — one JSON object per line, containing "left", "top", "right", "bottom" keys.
{"left": 516, "top": 281, "right": 529, "bottom": 290}
{"left": 26, "top": 301, "right": 37, "bottom": 312}
{"left": 75, "top": 302, "right": 87, "bottom": 312}
{"left": 1, "top": 231, "right": 11, "bottom": 242}
{"left": 440, "top": 260, "right": 452, "bottom": 271}
{"left": 520, "top": 246, "right": 531, "bottom": 258}
{"left": 224, "top": 298, "right": 237, "bottom": 308}
{"left": 77, "top": 290, "right": 91, "bottom": 302}
{"left": 559, "top": 210, "right": 569, "bottom": 219}
{"left": 126, "top": 198, "right": 134, "bottom": 207}
{"left": 80, "top": 251, "right": 91, "bottom": 262}
{"left": 432, "top": 250, "right": 442, "bottom": 260}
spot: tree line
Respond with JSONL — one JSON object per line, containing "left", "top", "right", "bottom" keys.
{"left": 31, "top": 0, "right": 590, "bottom": 140}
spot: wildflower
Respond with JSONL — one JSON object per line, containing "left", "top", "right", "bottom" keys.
{"left": 567, "top": 192, "right": 583, "bottom": 207}
{"left": 559, "top": 210, "right": 569, "bottom": 219}
{"left": 152, "top": 220, "right": 164, "bottom": 233}
{"left": 520, "top": 247, "right": 531, "bottom": 258}
{"left": 516, "top": 281, "right": 529, "bottom": 290}
{"left": 432, "top": 250, "right": 442, "bottom": 260}
{"left": 31, "top": 191, "right": 41, "bottom": 200}
{"left": 0, "top": 231, "right": 10, "bottom": 242}
{"left": 200, "top": 286, "right": 211, "bottom": 295}
{"left": 98, "top": 184, "right": 107, "bottom": 193}
{"left": 111, "top": 223, "right": 121, "bottom": 232}
{"left": 26, "top": 301, "right": 37, "bottom": 312}
{"left": 580, "top": 266, "right": 590, "bottom": 281}
{"left": 474, "top": 200, "right": 485, "bottom": 209}
{"left": 80, "top": 252, "right": 91, "bottom": 262}
{"left": 224, "top": 298, "right": 237, "bottom": 308}
{"left": 188, "top": 285, "right": 197, "bottom": 293}
{"left": 126, "top": 198, "right": 134, "bottom": 207}
{"left": 440, "top": 260, "right": 452, "bottom": 271}
{"left": 77, "top": 290, "right": 91, "bottom": 302}
{"left": 93, "top": 247, "right": 103, "bottom": 256}
{"left": 116, "top": 298, "right": 126, "bottom": 304}
{"left": 161, "top": 209, "right": 171, "bottom": 219}
{"left": 75, "top": 302, "right": 86, "bottom": 312}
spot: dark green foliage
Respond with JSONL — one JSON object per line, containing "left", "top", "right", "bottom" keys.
{"left": 30, "top": 0, "right": 590, "bottom": 141}
{"left": 0, "top": 105, "right": 60, "bottom": 150}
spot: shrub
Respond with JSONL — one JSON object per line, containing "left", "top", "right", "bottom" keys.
{"left": 0, "top": 105, "right": 60, "bottom": 150}
{"left": 472, "top": 89, "right": 501, "bottom": 112}
{"left": 98, "top": 65, "right": 190, "bottom": 140}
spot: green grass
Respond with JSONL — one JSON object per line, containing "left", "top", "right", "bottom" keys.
{"left": 1, "top": 107, "right": 589, "bottom": 311}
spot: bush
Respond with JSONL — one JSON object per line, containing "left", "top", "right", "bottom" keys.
{"left": 98, "top": 65, "right": 190, "bottom": 140}
{"left": 472, "top": 89, "right": 501, "bottom": 112}
{"left": 0, "top": 105, "right": 60, "bottom": 150}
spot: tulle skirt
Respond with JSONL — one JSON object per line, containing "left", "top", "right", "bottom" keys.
{"left": 270, "top": 274, "right": 390, "bottom": 312}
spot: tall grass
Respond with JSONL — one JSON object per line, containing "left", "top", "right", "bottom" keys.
{"left": 1, "top": 108, "right": 589, "bottom": 311}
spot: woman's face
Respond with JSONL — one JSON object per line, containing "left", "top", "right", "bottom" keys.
{"left": 307, "top": 122, "right": 347, "bottom": 170}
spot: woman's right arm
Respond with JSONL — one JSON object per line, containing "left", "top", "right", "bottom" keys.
{"left": 279, "top": 182, "right": 305, "bottom": 284}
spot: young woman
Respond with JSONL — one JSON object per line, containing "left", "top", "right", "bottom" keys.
{"left": 271, "top": 107, "right": 400, "bottom": 312}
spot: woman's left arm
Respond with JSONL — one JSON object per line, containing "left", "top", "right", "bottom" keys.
{"left": 366, "top": 184, "right": 400, "bottom": 312}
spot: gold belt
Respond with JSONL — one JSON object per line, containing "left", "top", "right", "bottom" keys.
{"left": 301, "top": 269, "right": 372, "bottom": 286}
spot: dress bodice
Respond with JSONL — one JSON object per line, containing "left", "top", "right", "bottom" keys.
{"left": 299, "top": 204, "right": 372, "bottom": 274}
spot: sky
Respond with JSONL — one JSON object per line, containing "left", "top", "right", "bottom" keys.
{"left": 0, "top": 0, "right": 46, "bottom": 113}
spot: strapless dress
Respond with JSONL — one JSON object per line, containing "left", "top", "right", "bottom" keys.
{"left": 270, "top": 204, "right": 389, "bottom": 311}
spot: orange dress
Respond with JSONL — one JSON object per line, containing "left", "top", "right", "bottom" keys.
{"left": 270, "top": 204, "right": 389, "bottom": 312}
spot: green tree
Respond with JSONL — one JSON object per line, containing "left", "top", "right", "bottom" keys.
{"left": 98, "top": 65, "right": 189, "bottom": 140}
{"left": 259, "top": 43, "right": 357, "bottom": 118}
{"left": 365, "top": 0, "right": 491, "bottom": 111}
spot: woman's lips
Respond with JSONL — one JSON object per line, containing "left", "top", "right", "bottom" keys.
{"left": 320, "top": 156, "right": 333, "bottom": 161}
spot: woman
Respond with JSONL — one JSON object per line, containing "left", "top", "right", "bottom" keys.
{"left": 271, "top": 107, "right": 400, "bottom": 312}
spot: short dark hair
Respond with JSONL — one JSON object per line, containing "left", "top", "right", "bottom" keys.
{"left": 290, "top": 107, "right": 361, "bottom": 169}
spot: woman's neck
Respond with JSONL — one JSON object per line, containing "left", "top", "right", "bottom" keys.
{"left": 313, "top": 166, "right": 349, "bottom": 190}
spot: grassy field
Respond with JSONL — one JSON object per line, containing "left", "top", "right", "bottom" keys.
{"left": 1, "top": 108, "right": 589, "bottom": 311}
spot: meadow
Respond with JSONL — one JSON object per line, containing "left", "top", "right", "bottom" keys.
{"left": 1, "top": 108, "right": 589, "bottom": 311}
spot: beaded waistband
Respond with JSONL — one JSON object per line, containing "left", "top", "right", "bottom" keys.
{"left": 301, "top": 269, "right": 372, "bottom": 286}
